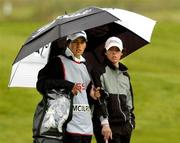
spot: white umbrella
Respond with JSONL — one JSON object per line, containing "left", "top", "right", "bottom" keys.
{"left": 9, "top": 7, "right": 156, "bottom": 88}
{"left": 9, "top": 44, "right": 51, "bottom": 87}
{"left": 104, "top": 8, "right": 155, "bottom": 42}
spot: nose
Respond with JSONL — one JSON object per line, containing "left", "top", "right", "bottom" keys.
{"left": 112, "top": 51, "right": 116, "bottom": 55}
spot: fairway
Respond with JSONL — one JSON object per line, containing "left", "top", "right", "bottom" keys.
{"left": 1, "top": 2, "right": 180, "bottom": 143}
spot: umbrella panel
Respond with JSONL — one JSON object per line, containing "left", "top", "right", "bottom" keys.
{"left": 9, "top": 44, "right": 51, "bottom": 87}
{"left": 49, "top": 22, "right": 148, "bottom": 69}
{"left": 13, "top": 10, "right": 118, "bottom": 64}
{"left": 9, "top": 6, "right": 155, "bottom": 88}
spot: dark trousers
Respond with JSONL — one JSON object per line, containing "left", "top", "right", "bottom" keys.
{"left": 94, "top": 129, "right": 131, "bottom": 143}
{"left": 93, "top": 120, "right": 132, "bottom": 143}
{"left": 109, "top": 133, "right": 131, "bottom": 143}
{"left": 63, "top": 132, "right": 92, "bottom": 143}
{"left": 93, "top": 126, "right": 105, "bottom": 143}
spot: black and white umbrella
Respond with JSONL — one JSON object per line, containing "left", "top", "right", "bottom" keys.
{"left": 9, "top": 6, "right": 156, "bottom": 87}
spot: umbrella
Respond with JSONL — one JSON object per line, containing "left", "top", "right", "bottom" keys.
{"left": 9, "top": 6, "right": 156, "bottom": 87}
{"left": 9, "top": 44, "right": 51, "bottom": 87}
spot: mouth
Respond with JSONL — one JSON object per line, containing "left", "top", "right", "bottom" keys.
{"left": 76, "top": 49, "right": 82, "bottom": 53}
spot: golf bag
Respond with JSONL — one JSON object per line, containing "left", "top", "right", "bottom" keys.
{"left": 33, "top": 89, "right": 73, "bottom": 142}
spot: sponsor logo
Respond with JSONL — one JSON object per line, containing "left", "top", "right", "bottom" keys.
{"left": 73, "top": 104, "right": 90, "bottom": 112}
{"left": 76, "top": 83, "right": 85, "bottom": 91}
{"left": 60, "top": 8, "right": 92, "bottom": 19}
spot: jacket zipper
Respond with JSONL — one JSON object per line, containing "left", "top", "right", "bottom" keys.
{"left": 117, "top": 96, "right": 127, "bottom": 122}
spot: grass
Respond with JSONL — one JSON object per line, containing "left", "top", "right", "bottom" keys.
{"left": 122, "top": 19, "right": 180, "bottom": 143}
{"left": 1, "top": 11, "right": 180, "bottom": 143}
{"left": 0, "top": 21, "right": 42, "bottom": 143}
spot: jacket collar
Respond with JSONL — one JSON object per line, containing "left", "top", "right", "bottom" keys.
{"left": 65, "top": 47, "right": 86, "bottom": 63}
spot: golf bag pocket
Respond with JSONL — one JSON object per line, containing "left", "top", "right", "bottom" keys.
{"left": 40, "top": 89, "right": 72, "bottom": 135}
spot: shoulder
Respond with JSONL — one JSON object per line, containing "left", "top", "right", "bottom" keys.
{"left": 119, "top": 63, "right": 131, "bottom": 78}
{"left": 119, "top": 62, "right": 128, "bottom": 71}
{"left": 39, "top": 56, "right": 64, "bottom": 74}
{"left": 47, "top": 56, "right": 64, "bottom": 67}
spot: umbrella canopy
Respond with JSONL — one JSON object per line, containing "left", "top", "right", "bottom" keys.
{"left": 13, "top": 7, "right": 119, "bottom": 64}
{"left": 9, "top": 6, "right": 156, "bottom": 87}
{"left": 9, "top": 44, "right": 51, "bottom": 87}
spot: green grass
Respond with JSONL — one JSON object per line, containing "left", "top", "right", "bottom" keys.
{"left": 0, "top": 21, "right": 42, "bottom": 143}
{"left": 122, "top": 20, "right": 180, "bottom": 143}
{"left": 1, "top": 10, "right": 180, "bottom": 143}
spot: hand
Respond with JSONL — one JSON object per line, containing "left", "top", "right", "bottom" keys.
{"left": 101, "top": 124, "right": 112, "bottom": 141}
{"left": 71, "top": 83, "right": 82, "bottom": 95}
{"left": 90, "top": 85, "right": 100, "bottom": 100}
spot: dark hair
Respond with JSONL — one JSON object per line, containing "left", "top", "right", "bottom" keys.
{"left": 103, "top": 48, "right": 107, "bottom": 54}
{"left": 66, "top": 39, "right": 71, "bottom": 47}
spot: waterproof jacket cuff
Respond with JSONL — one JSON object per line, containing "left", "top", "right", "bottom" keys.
{"left": 100, "top": 116, "right": 109, "bottom": 125}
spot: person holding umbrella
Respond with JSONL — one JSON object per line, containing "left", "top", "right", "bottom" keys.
{"left": 91, "top": 37, "right": 135, "bottom": 143}
{"left": 33, "top": 31, "right": 101, "bottom": 143}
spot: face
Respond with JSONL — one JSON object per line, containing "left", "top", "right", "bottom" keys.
{"left": 68, "top": 37, "right": 86, "bottom": 58}
{"left": 105, "top": 46, "right": 123, "bottom": 64}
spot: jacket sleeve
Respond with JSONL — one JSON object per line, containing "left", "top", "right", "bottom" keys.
{"left": 124, "top": 72, "right": 135, "bottom": 128}
{"left": 91, "top": 68, "right": 109, "bottom": 119}
{"left": 36, "top": 56, "right": 74, "bottom": 97}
